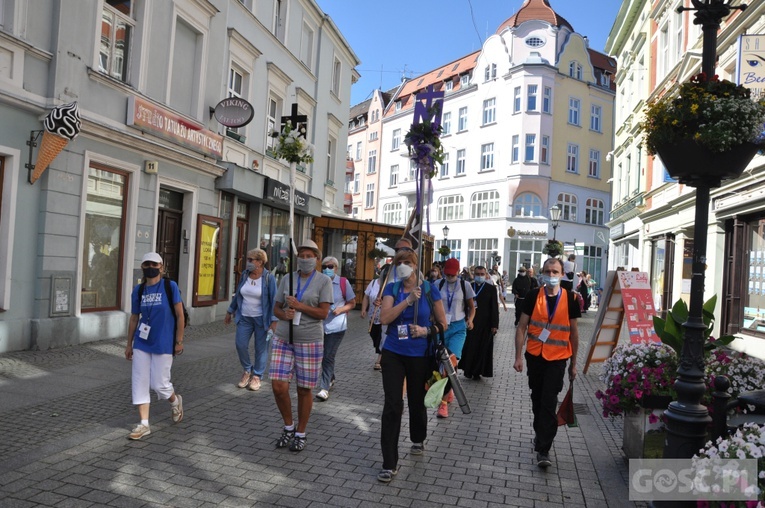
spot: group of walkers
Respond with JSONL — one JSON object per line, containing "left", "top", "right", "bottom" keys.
{"left": 124, "top": 239, "right": 580, "bottom": 483}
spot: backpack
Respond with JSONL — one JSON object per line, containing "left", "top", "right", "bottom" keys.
{"left": 438, "top": 278, "right": 470, "bottom": 322}
{"left": 138, "top": 277, "right": 190, "bottom": 329}
{"left": 339, "top": 276, "right": 349, "bottom": 301}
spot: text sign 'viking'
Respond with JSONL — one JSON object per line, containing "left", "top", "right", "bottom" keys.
{"left": 214, "top": 97, "right": 255, "bottom": 128}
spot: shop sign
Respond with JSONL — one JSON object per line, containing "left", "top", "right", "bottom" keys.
{"left": 127, "top": 96, "right": 223, "bottom": 158}
{"left": 214, "top": 97, "right": 255, "bottom": 128}
{"left": 738, "top": 35, "right": 765, "bottom": 100}
{"left": 264, "top": 178, "right": 309, "bottom": 212}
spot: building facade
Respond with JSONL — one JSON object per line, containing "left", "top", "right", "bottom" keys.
{"left": 372, "top": 0, "right": 614, "bottom": 284}
{"left": 606, "top": 0, "right": 765, "bottom": 358}
{"left": 0, "top": 0, "right": 359, "bottom": 352}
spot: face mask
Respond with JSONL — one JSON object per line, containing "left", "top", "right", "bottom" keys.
{"left": 519, "top": 272, "right": 526, "bottom": 277}
{"left": 297, "top": 258, "right": 316, "bottom": 273}
{"left": 542, "top": 275, "right": 560, "bottom": 287}
{"left": 322, "top": 268, "right": 335, "bottom": 278}
{"left": 142, "top": 267, "right": 160, "bottom": 279}
{"left": 396, "top": 263, "right": 413, "bottom": 280}
{"left": 246, "top": 262, "right": 256, "bottom": 272}
{"left": 474, "top": 276, "right": 485, "bottom": 284}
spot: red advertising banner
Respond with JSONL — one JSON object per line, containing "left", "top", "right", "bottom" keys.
{"left": 618, "top": 271, "right": 660, "bottom": 343}
{"left": 127, "top": 96, "right": 223, "bottom": 158}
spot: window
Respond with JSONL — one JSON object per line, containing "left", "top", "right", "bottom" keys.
{"left": 541, "top": 135, "right": 550, "bottom": 164}
{"left": 468, "top": 238, "right": 498, "bottom": 268}
{"left": 482, "top": 98, "right": 496, "bottom": 125}
{"left": 300, "top": 21, "right": 314, "bottom": 69}
{"left": 513, "top": 192, "right": 542, "bottom": 217}
{"left": 445, "top": 80, "right": 454, "bottom": 91}
{"left": 273, "top": 0, "right": 286, "bottom": 41}
{"left": 355, "top": 142, "right": 362, "bottom": 160}
{"left": 99, "top": 0, "right": 134, "bottom": 82}
{"left": 582, "top": 246, "right": 603, "bottom": 289}
{"left": 527, "top": 85, "right": 538, "bottom": 111}
{"left": 460, "top": 74, "right": 469, "bottom": 86}
{"left": 383, "top": 203, "right": 403, "bottom": 225}
{"left": 590, "top": 104, "right": 602, "bottom": 132}
{"left": 568, "top": 98, "right": 581, "bottom": 125}
{"left": 169, "top": 17, "right": 203, "bottom": 117}
{"left": 589, "top": 149, "right": 600, "bottom": 178}
{"left": 525, "top": 134, "right": 536, "bottom": 162}
{"left": 674, "top": 7, "right": 683, "bottom": 63}
{"left": 227, "top": 66, "right": 245, "bottom": 134}
{"left": 369, "top": 131, "right": 378, "bottom": 142}
{"left": 408, "top": 160, "right": 416, "bottom": 181}
{"left": 442, "top": 112, "right": 451, "bottom": 135}
{"left": 480, "top": 143, "right": 494, "bottom": 170}
{"left": 557, "top": 193, "right": 578, "bottom": 221}
{"left": 511, "top": 135, "right": 519, "bottom": 163}
{"left": 390, "top": 165, "right": 399, "bottom": 187}
{"left": 437, "top": 195, "right": 464, "bottom": 221}
{"left": 332, "top": 56, "right": 342, "bottom": 96}
{"left": 569, "top": 61, "right": 582, "bottom": 80}
{"left": 395, "top": 101, "right": 402, "bottom": 111}
{"left": 458, "top": 107, "right": 468, "bottom": 131}
{"left": 484, "top": 63, "right": 497, "bottom": 81}
{"left": 659, "top": 23, "right": 670, "bottom": 78}
{"left": 585, "top": 198, "right": 605, "bottom": 225}
{"left": 567, "top": 144, "right": 579, "bottom": 173}
{"left": 82, "top": 164, "right": 128, "bottom": 311}
{"left": 352, "top": 207, "right": 359, "bottom": 218}
{"left": 327, "top": 136, "right": 336, "bottom": 178}
{"left": 392, "top": 129, "right": 401, "bottom": 150}
{"left": 470, "top": 190, "right": 500, "bottom": 219}
{"left": 347, "top": 144, "right": 352, "bottom": 158}
{"left": 266, "top": 95, "right": 281, "bottom": 152}
{"left": 440, "top": 153, "right": 450, "bottom": 178}
{"left": 353, "top": 173, "right": 360, "bottom": 193}
{"left": 543, "top": 86, "right": 552, "bottom": 113}
{"left": 367, "top": 150, "right": 377, "bottom": 174}
{"left": 456, "top": 149, "right": 466, "bottom": 175}
{"left": 365, "top": 183, "right": 375, "bottom": 208}
{"left": 513, "top": 87, "right": 521, "bottom": 113}
{"left": 526, "top": 37, "right": 545, "bottom": 47}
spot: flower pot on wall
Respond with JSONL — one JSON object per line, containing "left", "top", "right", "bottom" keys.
{"left": 655, "top": 140, "right": 760, "bottom": 188}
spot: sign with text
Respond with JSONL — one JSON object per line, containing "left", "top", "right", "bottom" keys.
{"left": 618, "top": 271, "right": 660, "bottom": 343}
{"left": 197, "top": 221, "right": 219, "bottom": 297}
{"left": 214, "top": 97, "right": 254, "bottom": 128}
{"left": 264, "top": 178, "right": 309, "bottom": 212}
{"left": 127, "top": 96, "right": 223, "bottom": 158}
{"left": 738, "top": 35, "right": 765, "bottom": 100}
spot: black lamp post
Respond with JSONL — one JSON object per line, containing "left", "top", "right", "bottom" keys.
{"left": 441, "top": 225, "right": 450, "bottom": 260}
{"left": 549, "top": 205, "right": 561, "bottom": 241}
{"left": 661, "top": 0, "right": 748, "bottom": 463}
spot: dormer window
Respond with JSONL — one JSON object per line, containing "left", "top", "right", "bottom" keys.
{"left": 569, "top": 61, "right": 583, "bottom": 80}
{"left": 395, "top": 101, "right": 402, "bottom": 111}
{"left": 460, "top": 73, "right": 470, "bottom": 86}
{"left": 445, "top": 80, "right": 454, "bottom": 91}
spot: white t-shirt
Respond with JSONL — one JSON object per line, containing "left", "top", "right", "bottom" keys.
{"left": 364, "top": 278, "right": 382, "bottom": 325}
{"left": 240, "top": 277, "right": 263, "bottom": 317}
{"left": 438, "top": 278, "right": 476, "bottom": 322}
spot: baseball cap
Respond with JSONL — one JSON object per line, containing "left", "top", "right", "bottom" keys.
{"left": 142, "top": 252, "right": 163, "bottom": 264}
{"left": 443, "top": 258, "right": 460, "bottom": 276}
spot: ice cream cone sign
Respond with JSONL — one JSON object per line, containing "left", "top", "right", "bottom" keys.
{"left": 30, "top": 102, "right": 81, "bottom": 184}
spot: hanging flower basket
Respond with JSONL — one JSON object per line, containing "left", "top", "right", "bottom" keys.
{"left": 542, "top": 239, "right": 564, "bottom": 258}
{"left": 404, "top": 104, "right": 445, "bottom": 179}
{"left": 437, "top": 245, "right": 451, "bottom": 257}
{"left": 641, "top": 72, "right": 765, "bottom": 188}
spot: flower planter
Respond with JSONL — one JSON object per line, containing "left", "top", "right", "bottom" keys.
{"left": 623, "top": 408, "right": 667, "bottom": 459}
{"left": 655, "top": 140, "right": 760, "bottom": 188}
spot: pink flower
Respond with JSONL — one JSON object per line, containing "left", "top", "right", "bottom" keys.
{"left": 648, "top": 413, "right": 659, "bottom": 424}
{"left": 634, "top": 390, "right": 643, "bottom": 399}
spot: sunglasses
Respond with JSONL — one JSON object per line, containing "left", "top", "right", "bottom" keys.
{"left": 247, "top": 257, "right": 257, "bottom": 262}
{"left": 322, "top": 265, "right": 335, "bottom": 269}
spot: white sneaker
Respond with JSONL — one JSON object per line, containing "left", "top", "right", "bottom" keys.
{"left": 171, "top": 394, "right": 184, "bottom": 423}
{"left": 316, "top": 389, "right": 329, "bottom": 401}
{"left": 129, "top": 424, "right": 151, "bottom": 440}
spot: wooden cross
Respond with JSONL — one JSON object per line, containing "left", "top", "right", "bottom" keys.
{"left": 281, "top": 103, "right": 308, "bottom": 138}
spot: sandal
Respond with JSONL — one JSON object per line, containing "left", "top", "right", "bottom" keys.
{"left": 374, "top": 362, "right": 382, "bottom": 371}
{"left": 289, "top": 435, "right": 306, "bottom": 452}
{"left": 275, "top": 428, "right": 295, "bottom": 448}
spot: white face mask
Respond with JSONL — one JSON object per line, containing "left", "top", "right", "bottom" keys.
{"left": 297, "top": 257, "right": 316, "bottom": 273}
{"left": 396, "top": 263, "right": 413, "bottom": 280}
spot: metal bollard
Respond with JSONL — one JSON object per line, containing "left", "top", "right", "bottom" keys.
{"left": 711, "top": 375, "right": 731, "bottom": 442}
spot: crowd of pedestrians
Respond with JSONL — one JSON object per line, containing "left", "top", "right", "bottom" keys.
{"left": 125, "top": 239, "right": 581, "bottom": 482}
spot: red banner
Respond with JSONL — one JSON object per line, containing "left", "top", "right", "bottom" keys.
{"left": 618, "top": 271, "right": 660, "bottom": 343}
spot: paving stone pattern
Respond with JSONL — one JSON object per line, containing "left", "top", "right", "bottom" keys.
{"left": 0, "top": 303, "right": 647, "bottom": 507}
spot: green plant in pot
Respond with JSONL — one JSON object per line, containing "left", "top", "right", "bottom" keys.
{"left": 652, "top": 294, "right": 738, "bottom": 357}
{"left": 437, "top": 245, "right": 451, "bottom": 257}
{"left": 542, "top": 239, "right": 563, "bottom": 258}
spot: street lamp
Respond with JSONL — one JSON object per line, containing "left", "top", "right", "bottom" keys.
{"left": 549, "top": 205, "right": 561, "bottom": 241}
{"left": 441, "top": 225, "right": 450, "bottom": 260}
{"left": 661, "top": 0, "right": 748, "bottom": 463}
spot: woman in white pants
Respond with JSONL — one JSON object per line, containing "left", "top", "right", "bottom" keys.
{"left": 125, "top": 252, "right": 185, "bottom": 440}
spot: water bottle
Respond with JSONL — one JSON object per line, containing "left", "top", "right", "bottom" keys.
{"left": 266, "top": 329, "right": 274, "bottom": 342}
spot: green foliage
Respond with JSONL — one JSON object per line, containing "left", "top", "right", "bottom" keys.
{"left": 367, "top": 248, "right": 388, "bottom": 260}
{"left": 652, "top": 295, "right": 738, "bottom": 357}
{"left": 542, "top": 239, "right": 563, "bottom": 258}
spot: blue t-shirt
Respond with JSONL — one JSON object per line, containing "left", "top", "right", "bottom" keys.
{"left": 382, "top": 281, "right": 442, "bottom": 357}
{"left": 131, "top": 280, "right": 182, "bottom": 355}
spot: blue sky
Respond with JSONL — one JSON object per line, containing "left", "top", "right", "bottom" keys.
{"left": 317, "top": 0, "right": 623, "bottom": 105}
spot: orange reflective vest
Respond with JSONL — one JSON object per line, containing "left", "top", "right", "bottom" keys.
{"left": 526, "top": 288, "right": 572, "bottom": 361}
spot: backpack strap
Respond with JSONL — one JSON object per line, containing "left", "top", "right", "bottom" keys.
{"left": 164, "top": 277, "right": 178, "bottom": 326}
{"left": 340, "top": 276, "right": 348, "bottom": 300}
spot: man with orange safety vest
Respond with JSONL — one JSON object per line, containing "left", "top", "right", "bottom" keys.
{"left": 513, "top": 257, "right": 580, "bottom": 469}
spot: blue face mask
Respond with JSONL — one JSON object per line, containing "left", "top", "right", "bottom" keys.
{"left": 473, "top": 276, "right": 485, "bottom": 284}
{"left": 542, "top": 275, "right": 560, "bottom": 287}
{"left": 322, "top": 268, "right": 335, "bottom": 278}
